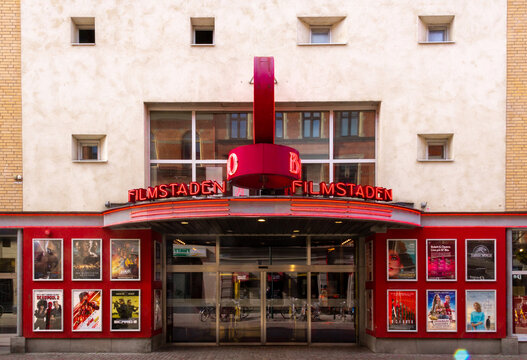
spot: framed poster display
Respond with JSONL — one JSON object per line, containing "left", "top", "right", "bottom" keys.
{"left": 366, "top": 241, "right": 373, "bottom": 281}
{"left": 154, "top": 241, "right": 161, "bottom": 282}
{"left": 111, "top": 289, "right": 140, "bottom": 331}
{"left": 72, "top": 290, "right": 102, "bottom": 332}
{"left": 110, "top": 239, "right": 140, "bottom": 280}
{"left": 426, "top": 290, "right": 457, "bottom": 332}
{"left": 466, "top": 290, "right": 496, "bottom": 332}
{"left": 33, "top": 238, "right": 63, "bottom": 281}
{"left": 154, "top": 289, "right": 162, "bottom": 330}
{"left": 366, "top": 289, "right": 374, "bottom": 331}
{"left": 387, "top": 239, "right": 417, "bottom": 281}
{"left": 426, "top": 239, "right": 457, "bottom": 281}
{"left": 387, "top": 290, "right": 417, "bottom": 332}
{"left": 72, "top": 239, "right": 102, "bottom": 281}
{"left": 33, "top": 289, "right": 63, "bottom": 331}
{"left": 466, "top": 239, "right": 496, "bottom": 281}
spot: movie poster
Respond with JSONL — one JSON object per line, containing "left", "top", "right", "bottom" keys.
{"left": 33, "top": 289, "right": 63, "bottom": 331}
{"left": 111, "top": 239, "right": 140, "bottom": 280}
{"left": 387, "top": 239, "right": 417, "bottom": 281}
{"left": 387, "top": 290, "right": 417, "bottom": 332}
{"left": 111, "top": 289, "right": 140, "bottom": 331}
{"left": 33, "top": 238, "right": 63, "bottom": 280}
{"left": 366, "top": 289, "right": 373, "bottom": 331}
{"left": 154, "top": 289, "right": 162, "bottom": 330}
{"left": 466, "top": 239, "right": 496, "bottom": 281}
{"left": 155, "top": 242, "right": 161, "bottom": 282}
{"left": 427, "top": 239, "right": 456, "bottom": 281}
{"left": 466, "top": 290, "right": 496, "bottom": 332}
{"left": 366, "top": 241, "right": 373, "bottom": 281}
{"left": 427, "top": 290, "right": 457, "bottom": 332}
{"left": 72, "top": 290, "right": 102, "bottom": 332}
{"left": 72, "top": 239, "right": 101, "bottom": 280}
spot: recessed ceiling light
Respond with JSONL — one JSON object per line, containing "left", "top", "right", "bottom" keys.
{"left": 293, "top": 230, "right": 300, "bottom": 233}
{"left": 181, "top": 221, "right": 189, "bottom": 225}
{"left": 335, "top": 220, "right": 343, "bottom": 224}
{"left": 257, "top": 218, "right": 266, "bottom": 222}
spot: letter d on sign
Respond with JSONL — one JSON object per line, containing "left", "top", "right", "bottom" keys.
{"left": 289, "top": 152, "right": 301, "bottom": 175}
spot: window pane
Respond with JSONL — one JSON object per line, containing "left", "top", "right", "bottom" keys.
{"left": 312, "top": 119, "right": 320, "bottom": 138}
{"left": 428, "top": 29, "right": 445, "bottom": 42}
{"left": 513, "top": 275, "right": 527, "bottom": 334}
{"left": 275, "top": 113, "right": 283, "bottom": 138}
{"left": 275, "top": 112, "right": 329, "bottom": 159}
{"left": 311, "top": 29, "right": 330, "bottom": 44}
{"left": 196, "top": 112, "right": 253, "bottom": 160}
{"left": 194, "top": 30, "right": 213, "bottom": 44}
{"left": 150, "top": 163, "right": 192, "bottom": 186}
{"left": 0, "top": 237, "right": 16, "bottom": 333}
{"left": 513, "top": 231, "right": 527, "bottom": 271}
{"left": 150, "top": 111, "right": 192, "bottom": 160}
{"left": 334, "top": 111, "right": 375, "bottom": 159}
{"left": 81, "top": 145, "right": 98, "bottom": 160}
{"left": 428, "top": 145, "right": 445, "bottom": 159}
{"left": 220, "top": 237, "right": 307, "bottom": 265}
{"left": 311, "top": 237, "right": 355, "bottom": 265}
{"left": 334, "top": 163, "right": 375, "bottom": 186}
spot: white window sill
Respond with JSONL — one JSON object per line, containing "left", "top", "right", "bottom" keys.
{"left": 418, "top": 41, "right": 455, "bottom": 45}
{"left": 191, "top": 44, "right": 215, "bottom": 47}
{"left": 73, "top": 160, "right": 107, "bottom": 163}
{"left": 417, "top": 158, "right": 454, "bottom": 162}
{"left": 72, "top": 43, "right": 96, "bottom": 46}
{"left": 297, "top": 42, "right": 347, "bottom": 46}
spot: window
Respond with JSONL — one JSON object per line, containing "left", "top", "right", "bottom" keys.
{"left": 339, "top": 111, "right": 359, "bottom": 137}
{"left": 311, "top": 27, "right": 330, "bottom": 44}
{"left": 418, "top": 16, "right": 454, "bottom": 44}
{"left": 303, "top": 112, "right": 321, "bottom": 138}
{"left": 275, "top": 112, "right": 284, "bottom": 138}
{"left": 418, "top": 134, "right": 453, "bottom": 161}
{"left": 230, "top": 113, "right": 248, "bottom": 139}
{"left": 72, "top": 135, "right": 106, "bottom": 162}
{"left": 191, "top": 17, "right": 214, "bottom": 45}
{"left": 71, "top": 17, "right": 95, "bottom": 45}
{"left": 297, "top": 16, "right": 346, "bottom": 45}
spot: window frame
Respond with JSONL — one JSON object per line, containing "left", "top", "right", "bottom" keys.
{"left": 310, "top": 26, "right": 331, "bottom": 44}
{"left": 302, "top": 112, "right": 322, "bottom": 138}
{"left": 275, "top": 112, "right": 284, "bottom": 139}
{"left": 339, "top": 111, "right": 359, "bottom": 137}
{"left": 427, "top": 25, "right": 448, "bottom": 43}
{"left": 71, "top": 17, "right": 96, "bottom": 46}
{"left": 229, "top": 113, "right": 248, "bottom": 139}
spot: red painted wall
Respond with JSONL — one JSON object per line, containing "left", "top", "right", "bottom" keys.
{"left": 366, "top": 227, "right": 506, "bottom": 339}
{"left": 23, "top": 227, "right": 161, "bottom": 339}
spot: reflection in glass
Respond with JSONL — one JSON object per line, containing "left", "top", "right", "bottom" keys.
{"left": 333, "top": 163, "right": 375, "bottom": 186}
{"left": 266, "top": 272, "right": 307, "bottom": 342}
{"left": 169, "top": 237, "right": 216, "bottom": 266}
{"left": 220, "top": 237, "right": 306, "bottom": 265}
{"left": 196, "top": 112, "right": 253, "bottom": 160}
{"left": 334, "top": 111, "right": 375, "bottom": 159}
{"left": 275, "top": 112, "right": 329, "bottom": 159}
{"left": 513, "top": 275, "right": 527, "bottom": 334}
{"left": 311, "top": 238, "right": 355, "bottom": 265}
{"left": 150, "top": 163, "right": 192, "bottom": 187}
{"left": 219, "top": 272, "right": 260, "bottom": 343}
{"left": 150, "top": 111, "right": 192, "bottom": 160}
{"left": 167, "top": 272, "right": 217, "bottom": 342}
{"left": 0, "top": 238, "right": 16, "bottom": 333}
{"left": 311, "top": 272, "right": 356, "bottom": 343}
{"left": 513, "top": 231, "right": 527, "bottom": 271}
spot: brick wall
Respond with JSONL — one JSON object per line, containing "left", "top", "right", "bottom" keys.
{"left": 0, "top": 0, "right": 22, "bottom": 211}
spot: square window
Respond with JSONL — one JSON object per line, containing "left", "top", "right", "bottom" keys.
{"left": 72, "top": 135, "right": 106, "bottom": 161}
{"left": 418, "top": 134, "right": 453, "bottom": 161}
{"left": 311, "top": 27, "right": 330, "bottom": 44}
{"left": 418, "top": 16, "right": 454, "bottom": 44}
{"left": 71, "top": 17, "right": 95, "bottom": 45}
{"left": 191, "top": 17, "right": 215, "bottom": 45}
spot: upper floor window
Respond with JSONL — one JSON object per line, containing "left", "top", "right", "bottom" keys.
{"left": 303, "top": 112, "right": 321, "bottom": 138}
{"left": 311, "top": 27, "right": 331, "bottom": 44}
{"left": 275, "top": 112, "right": 284, "bottom": 138}
{"left": 191, "top": 17, "right": 215, "bottom": 45}
{"left": 339, "top": 111, "right": 359, "bottom": 137}
{"left": 230, "top": 113, "right": 248, "bottom": 139}
{"left": 418, "top": 16, "right": 454, "bottom": 44}
{"left": 71, "top": 17, "right": 95, "bottom": 45}
{"left": 297, "top": 16, "right": 346, "bottom": 45}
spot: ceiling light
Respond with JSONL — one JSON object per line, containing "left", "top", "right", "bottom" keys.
{"left": 335, "top": 220, "right": 343, "bottom": 224}
{"left": 181, "top": 221, "right": 189, "bottom": 225}
{"left": 293, "top": 230, "right": 300, "bottom": 233}
{"left": 257, "top": 218, "right": 266, "bottom": 222}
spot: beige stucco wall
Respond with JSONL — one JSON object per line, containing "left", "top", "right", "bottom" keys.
{"left": 21, "top": 0, "right": 506, "bottom": 212}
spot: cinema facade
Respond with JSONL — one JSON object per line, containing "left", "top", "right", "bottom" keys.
{"left": 5, "top": 0, "right": 527, "bottom": 355}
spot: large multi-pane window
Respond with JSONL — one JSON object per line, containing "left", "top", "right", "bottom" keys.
{"left": 149, "top": 108, "right": 376, "bottom": 190}
{"left": 513, "top": 230, "right": 527, "bottom": 336}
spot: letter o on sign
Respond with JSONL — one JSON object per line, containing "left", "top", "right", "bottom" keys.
{"left": 227, "top": 152, "right": 239, "bottom": 177}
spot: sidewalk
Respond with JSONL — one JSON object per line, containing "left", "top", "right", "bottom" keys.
{"left": 0, "top": 346, "right": 526, "bottom": 360}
